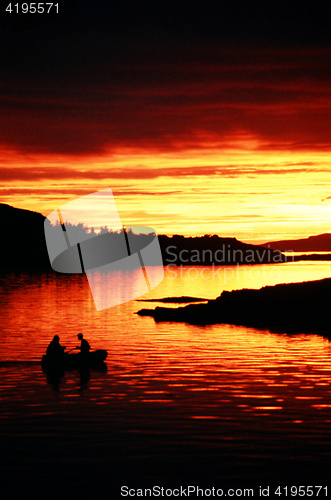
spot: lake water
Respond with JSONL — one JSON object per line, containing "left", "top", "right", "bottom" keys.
{"left": 1, "top": 261, "right": 331, "bottom": 498}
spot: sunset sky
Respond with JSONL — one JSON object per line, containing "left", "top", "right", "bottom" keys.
{"left": 1, "top": 1, "right": 331, "bottom": 243}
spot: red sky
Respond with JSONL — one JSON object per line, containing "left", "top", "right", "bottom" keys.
{"left": 1, "top": 3, "right": 331, "bottom": 242}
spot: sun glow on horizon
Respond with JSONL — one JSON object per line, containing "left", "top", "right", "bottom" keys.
{"left": 1, "top": 137, "right": 331, "bottom": 244}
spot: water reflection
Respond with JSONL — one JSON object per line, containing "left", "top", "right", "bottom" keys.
{"left": 1, "top": 265, "right": 331, "bottom": 479}
{"left": 42, "top": 361, "right": 110, "bottom": 392}
{"left": 44, "top": 364, "right": 65, "bottom": 391}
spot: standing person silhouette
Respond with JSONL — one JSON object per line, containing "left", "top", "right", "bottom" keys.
{"left": 76, "top": 333, "right": 91, "bottom": 356}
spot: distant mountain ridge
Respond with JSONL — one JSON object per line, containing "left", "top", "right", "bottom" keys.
{"left": 158, "top": 234, "right": 285, "bottom": 265}
{"left": 261, "top": 233, "right": 331, "bottom": 251}
{"left": 0, "top": 203, "right": 285, "bottom": 271}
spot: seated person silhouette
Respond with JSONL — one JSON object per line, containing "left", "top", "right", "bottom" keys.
{"left": 46, "top": 335, "right": 66, "bottom": 358}
{"left": 76, "top": 333, "right": 91, "bottom": 357}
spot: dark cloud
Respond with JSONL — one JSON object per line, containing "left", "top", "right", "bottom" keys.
{"left": 1, "top": 50, "right": 331, "bottom": 155}
{"left": 1, "top": 2, "right": 331, "bottom": 156}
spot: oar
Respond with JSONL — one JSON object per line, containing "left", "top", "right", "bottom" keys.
{"left": 65, "top": 348, "right": 78, "bottom": 354}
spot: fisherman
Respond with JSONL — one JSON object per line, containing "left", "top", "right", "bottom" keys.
{"left": 46, "top": 335, "right": 66, "bottom": 357}
{"left": 76, "top": 333, "right": 91, "bottom": 356}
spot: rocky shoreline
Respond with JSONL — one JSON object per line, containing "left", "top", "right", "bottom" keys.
{"left": 137, "top": 278, "right": 331, "bottom": 336}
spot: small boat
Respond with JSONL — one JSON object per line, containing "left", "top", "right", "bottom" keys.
{"left": 41, "top": 349, "right": 108, "bottom": 372}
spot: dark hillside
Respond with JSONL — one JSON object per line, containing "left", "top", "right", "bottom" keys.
{"left": 0, "top": 203, "right": 50, "bottom": 271}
